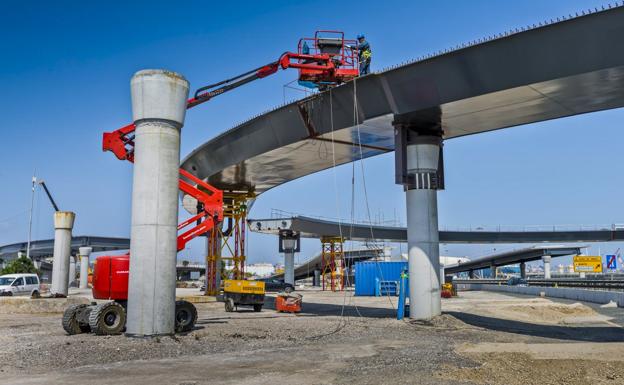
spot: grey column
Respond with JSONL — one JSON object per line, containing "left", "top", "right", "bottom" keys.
{"left": 313, "top": 269, "right": 321, "bottom": 287}
{"left": 490, "top": 264, "right": 497, "bottom": 278}
{"left": 68, "top": 255, "right": 76, "bottom": 287}
{"left": 283, "top": 238, "right": 296, "bottom": 286}
{"left": 79, "top": 247, "right": 92, "bottom": 289}
{"left": 50, "top": 211, "right": 75, "bottom": 297}
{"left": 126, "top": 69, "right": 189, "bottom": 337}
{"left": 520, "top": 262, "right": 527, "bottom": 279}
{"left": 543, "top": 255, "right": 552, "bottom": 279}
{"left": 468, "top": 270, "right": 475, "bottom": 279}
{"left": 405, "top": 137, "right": 442, "bottom": 320}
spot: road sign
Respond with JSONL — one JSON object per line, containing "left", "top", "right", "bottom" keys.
{"left": 606, "top": 255, "right": 617, "bottom": 270}
{"left": 573, "top": 255, "right": 602, "bottom": 273}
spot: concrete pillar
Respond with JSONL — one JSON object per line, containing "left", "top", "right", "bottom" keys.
{"left": 405, "top": 137, "right": 442, "bottom": 320}
{"left": 79, "top": 247, "right": 92, "bottom": 289}
{"left": 68, "top": 255, "right": 76, "bottom": 287}
{"left": 283, "top": 238, "right": 296, "bottom": 286}
{"left": 490, "top": 264, "right": 497, "bottom": 278}
{"left": 468, "top": 270, "right": 475, "bottom": 279}
{"left": 543, "top": 255, "right": 552, "bottom": 279}
{"left": 126, "top": 69, "right": 190, "bottom": 337}
{"left": 313, "top": 269, "right": 321, "bottom": 287}
{"left": 520, "top": 262, "right": 527, "bottom": 279}
{"left": 50, "top": 211, "right": 75, "bottom": 297}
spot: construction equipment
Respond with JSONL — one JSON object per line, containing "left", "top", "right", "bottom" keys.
{"left": 222, "top": 279, "right": 265, "bottom": 312}
{"left": 275, "top": 292, "right": 302, "bottom": 313}
{"left": 62, "top": 255, "right": 198, "bottom": 335}
{"left": 37, "top": 179, "right": 60, "bottom": 212}
{"left": 64, "top": 31, "right": 358, "bottom": 334}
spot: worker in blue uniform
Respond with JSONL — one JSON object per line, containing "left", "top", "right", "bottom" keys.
{"left": 354, "top": 34, "right": 372, "bottom": 75}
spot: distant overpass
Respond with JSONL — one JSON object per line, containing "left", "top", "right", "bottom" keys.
{"left": 249, "top": 216, "right": 624, "bottom": 244}
{"left": 0, "top": 236, "right": 130, "bottom": 260}
{"left": 443, "top": 245, "right": 583, "bottom": 276}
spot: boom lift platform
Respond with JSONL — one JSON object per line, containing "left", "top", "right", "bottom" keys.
{"left": 63, "top": 31, "right": 358, "bottom": 335}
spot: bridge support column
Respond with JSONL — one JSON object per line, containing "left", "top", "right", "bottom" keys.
{"left": 543, "top": 255, "right": 552, "bottom": 279}
{"left": 279, "top": 232, "right": 300, "bottom": 286}
{"left": 490, "top": 264, "right": 497, "bottom": 278}
{"left": 79, "top": 247, "right": 92, "bottom": 289}
{"left": 126, "top": 69, "right": 189, "bottom": 337}
{"left": 394, "top": 116, "right": 444, "bottom": 320}
{"left": 520, "top": 262, "right": 527, "bottom": 279}
{"left": 68, "top": 255, "right": 76, "bottom": 287}
{"left": 50, "top": 211, "right": 75, "bottom": 297}
{"left": 313, "top": 269, "right": 321, "bottom": 287}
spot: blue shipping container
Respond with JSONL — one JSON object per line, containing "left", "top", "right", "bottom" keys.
{"left": 355, "top": 261, "right": 408, "bottom": 296}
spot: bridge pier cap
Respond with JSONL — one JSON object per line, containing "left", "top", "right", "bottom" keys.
{"left": 126, "top": 69, "right": 190, "bottom": 337}
{"left": 394, "top": 115, "right": 444, "bottom": 321}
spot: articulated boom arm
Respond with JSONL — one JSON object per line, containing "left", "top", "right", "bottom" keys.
{"left": 102, "top": 48, "right": 350, "bottom": 249}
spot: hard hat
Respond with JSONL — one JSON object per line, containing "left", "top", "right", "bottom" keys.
{"left": 356, "top": 34, "right": 365, "bottom": 39}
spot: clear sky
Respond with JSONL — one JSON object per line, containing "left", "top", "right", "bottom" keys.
{"left": 1, "top": 0, "right": 623, "bottom": 268}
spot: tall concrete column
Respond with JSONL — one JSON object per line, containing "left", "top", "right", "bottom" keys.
{"left": 79, "top": 247, "right": 92, "bottom": 289}
{"left": 543, "top": 255, "right": 552, "bottom": 279}
{"left": 50, "top": 211, "right": 75, "bottom": 297}
{"left": 490, "top": 264, "right": 497, "bottom": 278}
{"left": 520, "top": 262, "right": 527, "bottom": 279}
{"left": 404, "top": 136, "right": 443, "bottom": 320}
{"left": 313, "top": 269, "right": 321, "bottom": 287}
{"left": 468, "top": 270, "right": 475, "bottom": 279}
{"left": 68, "top": 255, "right": 76, "bottom": 287}
{"left": 126, "top": 69, "right": 189, "bottom": 337}
{"left": 283, "top": 239, "right": 296, "bottom": 286}
{"left": 279, "top": 233, "right": 299, "bottom": 286}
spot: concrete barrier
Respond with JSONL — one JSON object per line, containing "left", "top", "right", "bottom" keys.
{"left": 458, "top": 284, "right": 624, "bottom": 307}
{"left": 0, "top": 297, "right": 90, "bottom": 314}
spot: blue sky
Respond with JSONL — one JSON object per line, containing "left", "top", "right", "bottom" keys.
{"left": 1, "top": 0, "right": 623, "bottom": 267}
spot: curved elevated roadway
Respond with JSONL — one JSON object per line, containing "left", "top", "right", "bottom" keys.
{"left": 181, "top": 6, "right": 624, "bottom": 195}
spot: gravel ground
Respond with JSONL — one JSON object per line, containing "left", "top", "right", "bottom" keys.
{"left": 0, "top": 290, "right": 622, "bottom": 384}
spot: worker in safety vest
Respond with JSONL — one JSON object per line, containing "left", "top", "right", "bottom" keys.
{"left": 354, "top": 34, "right": 372, "bottom": 75}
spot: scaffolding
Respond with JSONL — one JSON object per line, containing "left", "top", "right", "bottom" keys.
{"left": 320, "top": 236, "right": 345, "bottom": 291}
{"left": 204, "top": 191, "right": 254, "bottom": 295}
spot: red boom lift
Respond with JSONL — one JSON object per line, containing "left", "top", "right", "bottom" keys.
{"left": 62, "top": 31, "right": 359, "bottom": 335}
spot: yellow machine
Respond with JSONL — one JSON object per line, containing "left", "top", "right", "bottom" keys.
{"left": 223, "top": 279, "right": 265, "bottom": 312}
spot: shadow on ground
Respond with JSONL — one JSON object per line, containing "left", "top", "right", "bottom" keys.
{"left": 446, "top": 311, "right": 624, "bottom": 342}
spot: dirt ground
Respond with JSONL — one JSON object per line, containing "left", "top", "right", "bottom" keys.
{"left": 0, "top": 289, "right": 623, "bottom": 385}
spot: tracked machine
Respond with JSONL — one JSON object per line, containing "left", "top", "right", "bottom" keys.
{"left": 63, "top": 31, "right": 359, "bottom": 335}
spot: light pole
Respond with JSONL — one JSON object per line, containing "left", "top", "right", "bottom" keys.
{"left": 26, "top": 175, "right": 37, "bottom": 260}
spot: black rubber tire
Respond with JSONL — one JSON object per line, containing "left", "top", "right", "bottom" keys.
{"left": 175, "top": 300, "right": 198, "bottom": 333}
{"left": 253, "top": 304, "right": 262, "bottom": 312}
{"left": 31, "top": 290, "right": 41, "bottom": 299}
{"left": 89, "top": 302, "right": 126, "bottom": 335}
{"left": 62, "top": 304, "right": 91, "bottom": 335}
{"left": 224, "top": 298, "right": 234, "bottom": 312}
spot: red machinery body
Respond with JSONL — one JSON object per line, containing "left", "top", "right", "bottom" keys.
{"left": 92, "top": 255, "right": 130, "bottom": 300}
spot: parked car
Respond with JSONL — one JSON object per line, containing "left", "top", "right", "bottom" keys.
{"left": 0, "top": 274, "right": 41, "bottom": 297}
{"left": 507, "top": 277, "right": 528, "bottom": 287}
{"left": 258, "top": 278, "right": 294, "bottom": 293}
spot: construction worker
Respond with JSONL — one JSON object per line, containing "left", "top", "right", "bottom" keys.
{"left": 354, "top": 34, "right": 372, "bottom": 75}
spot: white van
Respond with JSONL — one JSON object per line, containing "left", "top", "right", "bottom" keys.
{"left": 0, "top": 274, "right": 41, "bottom": 298}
